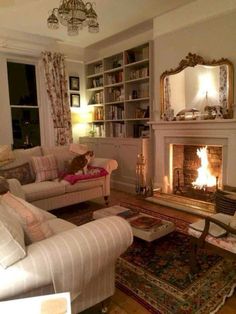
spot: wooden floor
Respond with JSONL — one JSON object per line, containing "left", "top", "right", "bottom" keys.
{"left": 81, "top": 189, "right": 236, "bottom": 314}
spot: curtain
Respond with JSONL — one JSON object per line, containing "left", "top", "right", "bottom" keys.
{"left": 41, "top": 51, "right": 72, "bottom": 146}
{"left": 164, "top": 76, "right": 171, "bottom": 110}
{"left": 219, "top": 65, "right": 227, "bottom": 109}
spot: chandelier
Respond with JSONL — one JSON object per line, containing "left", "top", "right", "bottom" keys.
{"left": 47, "top": 0, "right": 99, "bottom": 36}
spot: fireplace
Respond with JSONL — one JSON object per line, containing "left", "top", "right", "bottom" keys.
{"left": 149, "top": 120, "right": 236, "bottom": 215}
{"left": 171, "top": 144, "right": 222, "bottom": 202}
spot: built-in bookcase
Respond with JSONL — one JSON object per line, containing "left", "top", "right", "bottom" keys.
{"left": 85, "top": 41, "right": 152, "bottom": 138}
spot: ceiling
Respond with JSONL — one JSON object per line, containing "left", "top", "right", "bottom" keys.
{"left": 0, "top": 0, "right": 196, "bottom": 48}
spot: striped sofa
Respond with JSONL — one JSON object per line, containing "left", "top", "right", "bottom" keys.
{"left": 0, "top": 206, "right": 133, "bottom": 313}
{"left": 0, "top": 146, "right": 118, "bottom": 211}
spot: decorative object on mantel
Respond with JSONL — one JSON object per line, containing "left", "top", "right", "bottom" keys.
{"left": 160, "top": 52, "right": 234, "bottom": 121}
{"left": 47, "top": 0, "right": 99, "bottom": 36}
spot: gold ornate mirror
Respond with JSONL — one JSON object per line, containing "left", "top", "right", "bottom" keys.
{"left": 160, "top": 53, "right": 234, "bottom": 121}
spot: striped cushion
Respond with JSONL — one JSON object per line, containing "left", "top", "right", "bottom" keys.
{"left": 31, "top": 154, "right": 58, "bottom": 182}
{"left": 1, "top": 192, "right": 53, "bottom": 243}
{"left": 0, "top": 204, "right": 26, "bottom": 268}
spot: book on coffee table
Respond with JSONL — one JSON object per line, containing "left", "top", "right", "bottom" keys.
{"left": 130, "top": 216, "right": 162, "bottom": 230}
{"left": 117, "top": 209, "right": 139, "bottom": 219}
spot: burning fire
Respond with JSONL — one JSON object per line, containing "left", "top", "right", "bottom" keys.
{"left": 192, "top": 146, "right": 216, "bottom": 189}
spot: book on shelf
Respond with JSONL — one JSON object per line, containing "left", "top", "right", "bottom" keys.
{"left": 130, "top": 216, "right": 162, "bottom": 230}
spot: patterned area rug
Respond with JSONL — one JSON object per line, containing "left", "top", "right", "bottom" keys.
{"left": 116, "top": 231, "right": 236, "bottom": 314}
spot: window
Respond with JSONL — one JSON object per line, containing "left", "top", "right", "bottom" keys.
{"left": 7, "top": 62, "right": 41, "bottom": 148}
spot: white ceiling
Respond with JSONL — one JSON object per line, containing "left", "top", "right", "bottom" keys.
{"left": 0, "top": 0, "right": 196, "bottom": 48}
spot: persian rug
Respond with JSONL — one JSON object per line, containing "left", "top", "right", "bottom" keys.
{"left": 116, "top": 231, "right": 236, "bottom": 314}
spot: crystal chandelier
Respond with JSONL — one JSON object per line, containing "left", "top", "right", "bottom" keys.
{"left": 47, "top": 0, "right": 99, "bottom": 36}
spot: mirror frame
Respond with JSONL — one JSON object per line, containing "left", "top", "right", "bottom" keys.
{"left": 160, "top": 52, "right": 234, "bottom": 119}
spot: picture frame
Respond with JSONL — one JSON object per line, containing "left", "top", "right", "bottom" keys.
{"left": 70, "top": 93, "right": 80, "bottom": 107}
{"left": 69, "top": 76, "right": 80, "bottom": 91}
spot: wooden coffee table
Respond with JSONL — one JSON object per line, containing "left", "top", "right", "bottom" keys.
{"left": 93, "top": 205, "right": 175, "bottom": 242}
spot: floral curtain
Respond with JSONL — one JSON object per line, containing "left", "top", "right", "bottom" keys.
{"left": 219, "top": 65, "right": 228, "bottom": 110}
{"left": 41, "top": 51, "right": 72, "bottom": 146}
{"left": 164, "top": 76, "right": 171, "bottom": 110}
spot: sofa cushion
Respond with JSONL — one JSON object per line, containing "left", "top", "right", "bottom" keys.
{"left": 0, "top": 145, "right": 15, "bottom": 167}
{"left": 32, "top": 155, "right": 58, "bottom": 182}
{"left": 0, "top": 146, "right": 42, "bottom": 179}
{"left": 22, "top": 181, "right": 66, "bottom": 202}
{"left": 1, "top": 192, "right": 54, "bottom": 243}
{"left": 69, "top": 143, "right": 89, "bottom": 155}
{"left": 63, "top": 177, "right": 104, "bottom": 193}
{"left": 0, "top": 204, "right": 26, "bottom": 268}
{"left": 0, "top": 162, "right": 34, "bottom": 185}
{"left": 47, "top": 218, "right": 76, "bottom": 234}
{"left": 41, "top": 146, "right": 76, "bottom": 172}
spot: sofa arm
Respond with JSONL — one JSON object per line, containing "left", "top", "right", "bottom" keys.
{"left": 90, "top": 158, "right": 118, "bottom": 174}
{"left": 7, "top": 178, "right": 26, "bottom": 200}
{"left": 37, "top": 216, "right": 132, "bottom": 300}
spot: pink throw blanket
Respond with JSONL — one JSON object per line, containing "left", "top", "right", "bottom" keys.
{"left": 62, "top": 166, "right": 108, "bottom": 185}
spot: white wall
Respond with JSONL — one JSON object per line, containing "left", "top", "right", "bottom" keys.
{"left": 66, "top": 60, "right": 87, "bottom": 143}
{"left": 153, "top": 9, "right": 236, "bottom": 117}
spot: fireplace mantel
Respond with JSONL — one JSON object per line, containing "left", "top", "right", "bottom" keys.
{"left": 149, "top": 119, "right": 236, "bottom": 130}
{"left": 150, "top": 119, "right": 236, "bottom": 192}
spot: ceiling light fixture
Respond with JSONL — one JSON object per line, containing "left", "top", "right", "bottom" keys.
{"left": 47, "top": 0, "right": 99, "bottom": 36}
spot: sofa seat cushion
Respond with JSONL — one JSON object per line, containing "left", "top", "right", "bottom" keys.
{"left": 63, "top": 177, "right": 105, "bottom": 193}
{"left": 23, "top": 181, "right": 66, "bottom": 202}
{"left": 47, "top": 218, "right": 76, "bottom": 234}
{"left": 62, "top": 166, "right": 108, "bottom": 185}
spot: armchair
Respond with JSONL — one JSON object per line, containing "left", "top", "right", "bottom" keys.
{"left": 188, "top": 213, "right": 236, "bottom": 273}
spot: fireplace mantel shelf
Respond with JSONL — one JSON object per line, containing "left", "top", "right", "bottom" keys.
{"left": 149, "top": 119, "right": 236, "bottom": 126}
{"left": 149, "top": 119, "right": 236, "bottom": 130}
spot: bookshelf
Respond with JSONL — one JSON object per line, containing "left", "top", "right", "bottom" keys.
{"left": 85, "top": 41, "right": 152, "bottom": 138}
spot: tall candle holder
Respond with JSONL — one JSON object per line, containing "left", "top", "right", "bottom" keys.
{"left": 135, "top": 153, "right": 146, "bottom": 195}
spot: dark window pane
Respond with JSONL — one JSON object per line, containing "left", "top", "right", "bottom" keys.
{"left": 11, "top": 108, "right": 41, "bottom": 149}
{"left": 7, "top": 62, "right": 38, "bottom": 107}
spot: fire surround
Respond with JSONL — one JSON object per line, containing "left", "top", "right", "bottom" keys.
{"left": 149, "top": 119, "right": 236, "bottom": 214}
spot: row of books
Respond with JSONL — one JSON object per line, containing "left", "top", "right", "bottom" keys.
{"left": 127, "top": 67, "right": 149, "bottom": 81}
{"left": 90, "top": 77, "right": 103, "bottom": 88}
{"left": 93, "top": 124, "right": 105, "bottom": 137}
{"left": 93, "top": 107, "right": 104, "bottom": 120}
{"left": 90, "top": 91, "right": 104, "bottom": 104}
{"left": 106, "top": 87, "right": 125, "bottom": 102}
{"left": 107, "top": 122, "right": 125, "bottom": 137}
{"left": 107, "top": 106, "right": 125, "bottom": 120}
{"left": 105, "top": 71, "right": 123, "bottom": 85}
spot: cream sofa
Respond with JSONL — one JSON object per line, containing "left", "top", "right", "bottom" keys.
{"left": 0, "top": 146, "right": 118, "bottom": 211}
{"left": 0, "top": 200, "right": 133, "bottom": 313}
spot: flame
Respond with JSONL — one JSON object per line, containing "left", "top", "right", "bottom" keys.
{"left": 192, "top": 146, "right": 216, "bottom": 189}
